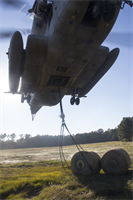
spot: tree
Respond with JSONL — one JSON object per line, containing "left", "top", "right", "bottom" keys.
{"left": 7, "top": 134, "right": 11, "bottom": 140}
{"left": 10, "top": 133, "right": 16, "bottom": 141}
{"left": 0, "top": 133, "right": 7, "bottom": 141}
{"left": 19, "top": 134, "right": 24, "bottom": 140}
{"left": 97, "top": 129, "right": 104, "bottom": 134}
{"left": 25, "top": 134, "right": 31, "bottom": 140}
{"left": 118, "top": 117, "right": 133, "bottom": 141}
{"left": 110, "top": 128, "right": 119, "bottom": 141}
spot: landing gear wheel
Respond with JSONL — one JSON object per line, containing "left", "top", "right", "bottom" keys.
{"left": 92, "top": 0, "right": 103, "bottom": 19}
{"left": 92, "top": 1, "right": 100, "bottom": 19}
{"left": 21, "top": 94, "right": 25, "bottom": 103}
{"left": 9, "top": 31, "right": 24, "bottom": 94}
{"left": 103, "top": 3, "right": 115, "bottom": 22}
{"left": 101, "top": 148, "right": 131, "bottom": 174}
{"left": 27, "top": 94, "right": 31, "bottom": 104}
{"left": 70, "top": 97, "right": 75, "bottom": 105}
{"left": 75, "top": 98, "right": 80, "bottom": 105}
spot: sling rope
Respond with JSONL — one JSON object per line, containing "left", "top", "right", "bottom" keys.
{"left": 58, "top": 85, "right": 93, "bottom": 173}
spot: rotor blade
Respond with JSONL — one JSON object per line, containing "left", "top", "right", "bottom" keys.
{"left": 105, "top": 32, "right": 133, "bottom": 48}
{"left": 1, "top": 0, "right": 27, "bottom": 10}
{"left": 0, "top": 29, "right": 31, "bottom": 39}
{"left": 0, "top": 0, "right": 32, "bottom": 16}
{"left": 0, "top": 31, "right": 13, "bottom": 39}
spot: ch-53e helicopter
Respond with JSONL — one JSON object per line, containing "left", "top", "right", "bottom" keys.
{"left": 1, "top": 0, "right": 132, "bottom": 176}
{"left": 4, "top": 0, "right": 133, "bottom": 117}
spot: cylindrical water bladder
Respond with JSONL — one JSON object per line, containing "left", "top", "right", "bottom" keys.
{"left": 71, "top": 151, "right": 101, "bottom": 175}
{"left": 101, "top": 148, "right": 131, "bottom": 174}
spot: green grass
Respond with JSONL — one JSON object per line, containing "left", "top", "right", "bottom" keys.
{"left": 0, "top": 141, "right": 133, "bottom": 200}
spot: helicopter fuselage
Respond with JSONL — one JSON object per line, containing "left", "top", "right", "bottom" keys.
{"left": 9, "top": 1, "right": 121, "bottom": 114}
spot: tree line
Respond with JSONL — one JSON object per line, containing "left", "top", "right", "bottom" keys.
{"left": 0, "top": 117, "right": 132, "bottom": 150}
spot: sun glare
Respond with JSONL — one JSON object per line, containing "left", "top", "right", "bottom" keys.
{"left": 0, "top": 76, "right": 9, "bottom": 94}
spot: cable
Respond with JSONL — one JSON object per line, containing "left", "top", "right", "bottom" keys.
{"left": 59, "top": 123, "right": 70, "bottom": 175}
{"left": 58, "top": 85, "right": 94, "bottom": 173}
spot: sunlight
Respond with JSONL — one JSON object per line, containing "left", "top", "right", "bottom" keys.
{"left": 0, "top": 75, "right": 22, "bottom": 107}
{"left": 0, "top": 76, "right": 9, "bottom": 94}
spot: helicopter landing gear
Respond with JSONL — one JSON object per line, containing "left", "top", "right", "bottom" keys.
{"left": 70, "top": 97, "right": 75, "bottom": 105}
{"left": 70, "top": 90, "right": 80, "bottom": 105}
{"left": 75, "top": 97, "right": 80, "bottom": 105}
{"left": 21, "top": 94, "right": 31, "bottom": 104}
{"left": 92, "top": 1, "right": 101, "bottom": 19}
{"left": 103, "top": 2, "right": 115, "bottom": 22}
{"left": 92, "top": 0, "right": 104, "bottom": 20}
{"left": 70, "top": 97, "right": 80, "bottom": 105}
{"left": 27, "top": 94, "right": 31, "bottom": 104}
{"left": 21, "top": 94, "right": 25, "bottom": 103}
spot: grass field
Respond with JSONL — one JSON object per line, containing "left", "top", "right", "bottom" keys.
{"left": 0, "top": 141, "right": 133, "bottom": 200}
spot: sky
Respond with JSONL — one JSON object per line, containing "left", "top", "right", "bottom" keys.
{"left": 0, "top": 1, "right": 133, "bottom": 139}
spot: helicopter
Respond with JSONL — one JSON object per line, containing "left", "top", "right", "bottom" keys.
{"left": 1, "top": 0, "right": 133, "bottom": 118}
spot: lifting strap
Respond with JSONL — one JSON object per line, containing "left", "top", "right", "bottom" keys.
{"left": 58, "top": 85, "right": 93, "bottom": 173}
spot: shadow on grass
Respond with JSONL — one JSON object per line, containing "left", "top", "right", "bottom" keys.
{"left": 76, "top": 170, "right": 133, "bottom": 199}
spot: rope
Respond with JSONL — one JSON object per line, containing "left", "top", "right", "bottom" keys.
{"left": 58, "top": 85, "right": 94, "bottom": 173}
